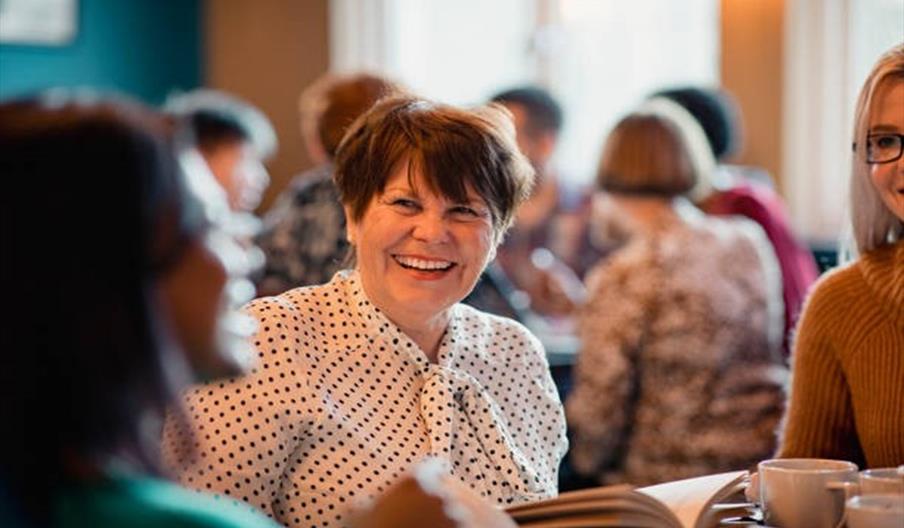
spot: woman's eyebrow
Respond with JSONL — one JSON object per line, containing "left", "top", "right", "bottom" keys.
{"left": 869, "top": 123, "right": 900, "bottom": 133}
{"left": 461, "top": 195, "right": 489, "bottom": 207}
{"left": 382, "top": 186, "right": 417, "bottom": 196}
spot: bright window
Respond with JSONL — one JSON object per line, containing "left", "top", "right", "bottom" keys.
{"left": 783, "top": 0, "right": 904, "bottom": 241}
{"left": 330, "top": 0, "right": 720, "bottom": 186}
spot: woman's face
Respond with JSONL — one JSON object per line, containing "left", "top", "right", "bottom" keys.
{"left": 205, "top": 140, "right": 270, "bottom": 212}
{"left": 868, "top": 78, "right": 904, "bottom": 222}
{"left": 158, "top": 234, "right": 231, "bottom": 377}
{"left": 158, "top": 150, "right": 261, "bottom": 381}
{"left": 347, "top": 160, "right": 496, "bottom": 325}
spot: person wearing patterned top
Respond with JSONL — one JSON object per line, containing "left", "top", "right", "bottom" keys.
{"left": 163, "top": 95, "right": 568, "bottom": 527}
{"left": 649, "top": 86, "right": 819, "bottom": 358}
{"left": 255, "top": 73, "right": 400, "bottom": 295}
{"left": 566, "top": 101, "right": 787, "bottom": 486}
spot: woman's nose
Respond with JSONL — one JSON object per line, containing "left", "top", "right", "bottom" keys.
{"left": 411, "top": 212, "right": 451, "bottom": 244}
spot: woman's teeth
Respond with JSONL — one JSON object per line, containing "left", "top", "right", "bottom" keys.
{"left": 394, "top": 255, "right": 454, "bottom": 271}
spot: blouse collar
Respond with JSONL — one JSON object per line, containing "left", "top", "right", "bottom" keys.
{"left": 341, "top": 269, "right": 462, "bottom": 369}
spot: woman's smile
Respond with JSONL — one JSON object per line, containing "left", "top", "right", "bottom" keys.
{"left": 392, "top": 253, "right": 457, "bottom": 277}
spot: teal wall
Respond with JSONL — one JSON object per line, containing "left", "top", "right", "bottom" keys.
{"left": 0, "top": 0, "right": 201, "bottom": 104}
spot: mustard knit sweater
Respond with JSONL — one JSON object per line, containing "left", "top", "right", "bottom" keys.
{"left": 777, "top": 240, "right": 903, "bottom": 468}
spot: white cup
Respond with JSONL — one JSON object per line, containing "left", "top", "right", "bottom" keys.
{"left": 860, "top": 467, "right": 904, "bottom": 495}
{"left": 758, "top": 458, "right": 859, "bottom": 528}
{"left": 845, "top": 494, "right": 904, "bottom": 528}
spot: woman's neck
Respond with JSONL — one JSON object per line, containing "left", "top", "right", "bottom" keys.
{"left": 358, "top": 275, "right": 451, "bottom": 363}
{"left": 392, "top": 313, "right": 450, "bottom": 363}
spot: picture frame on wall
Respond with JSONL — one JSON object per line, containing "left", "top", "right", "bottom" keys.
{"left": 0, "top": 0, "right": 78, "bottom": 46}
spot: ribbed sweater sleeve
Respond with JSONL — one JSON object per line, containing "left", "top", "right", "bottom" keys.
{"left": 776, "top": 265, "right": 866, "bottom": 465}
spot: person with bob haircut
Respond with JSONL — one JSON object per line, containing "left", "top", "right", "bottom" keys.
{"left": 163, "top": 95, "right": 569, "bottom": 526}
{"left": 565, "top": 101, "right": 787, "bottom": 486}
{"left": 776, "top": 43, "right": 904, "bottom": 468}
{"left": 649, "top": 86, "right": 819, "bottom": 358}
{"left": 0, "top": 93, "right": 276, "bottom": 527}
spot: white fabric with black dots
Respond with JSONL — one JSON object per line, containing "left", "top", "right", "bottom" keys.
{"left": 162, "top": 269, "right": 568, "bottom": 527}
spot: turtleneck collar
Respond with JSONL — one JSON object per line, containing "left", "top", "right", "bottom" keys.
{"left": 858, "top": 240, "right": 904, "bottom": 326}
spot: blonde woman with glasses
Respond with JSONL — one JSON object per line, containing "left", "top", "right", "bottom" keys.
{"left": 776, "top": 43, "right": 904, "bottom": 468}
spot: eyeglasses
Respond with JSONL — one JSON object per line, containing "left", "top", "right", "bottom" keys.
{"left": 862, "top": 133, "right": 904, "bottom": 164}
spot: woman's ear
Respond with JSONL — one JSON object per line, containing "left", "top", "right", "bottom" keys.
{"left": 344, "top": 206, "right": 357, "bottom": 245}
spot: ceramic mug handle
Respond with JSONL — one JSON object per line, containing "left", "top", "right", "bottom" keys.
{"left": 826, "top": 480, "right": 859, "bottom": 528}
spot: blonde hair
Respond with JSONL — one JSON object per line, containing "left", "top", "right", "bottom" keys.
{"left": 847, "top": 42, "right": 904, "bottom": 258}
{"left": 597, "top": 99, "right": 715, "bottom": 197}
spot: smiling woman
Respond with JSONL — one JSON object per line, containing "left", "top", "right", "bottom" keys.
{"left": 163, "top": 96, "right": 569, "bottom": 527}
{"left": 334, "top": 96, "right": 532, "bottom": 359}
{"left": 776, "top": 43, "right": 904, "bottom": 469}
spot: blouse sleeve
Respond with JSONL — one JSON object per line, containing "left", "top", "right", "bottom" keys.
{"left": 775, "top": 277, "right": 864, "bottom": 465}
{"left": 162, "top": 296, "right": 319, "bottom": 517}
{"left": 507, "top": 324, "right": 570, "bottom": 494}
{"left": 565, "top": 249, "right": 655, "bottom": 478}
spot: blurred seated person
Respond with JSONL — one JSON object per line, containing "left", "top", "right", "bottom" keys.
{"left": 255, "top": 73, "right": 400, "bottom": 295}
{"left": 566, "top": 101, "right": 787, "bottom": 487}
{"left": 0, "top": 93, "right": 277, "bottom": 528}
{"left": 650, "top": 86, "right": 819, "bottom": 356}
{"left": 467, "top": 86, "right": 592, "bottom": 319}
{"left": 0, "top": 93, "right": 516, "bottom": 528}
{"left": 776, "top": 43, "right": 904, "bottom": 468}
{"left": 162, "top": 95, "right": 568, "bottom": 527}
{"left": 165, "top": 89, "right": 277, "bottom": 213}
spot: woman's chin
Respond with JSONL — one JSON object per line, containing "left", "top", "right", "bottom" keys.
{"left": 384, "top": 291, "right": 458, "bottom": 320}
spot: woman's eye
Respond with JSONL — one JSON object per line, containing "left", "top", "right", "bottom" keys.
{"left": 876, "top": 135, "right": 896, "bottom": 148}
{"left": 391, "top": 198, "right": 420, "bottom": 210}
{"left": 451, "top": 205, "right": 487, "bottom": 219}
{"left": 870, "top": 134, "right": 897, "bottom": 149}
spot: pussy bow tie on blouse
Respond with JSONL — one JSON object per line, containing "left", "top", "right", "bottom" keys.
{"left": 349, "top": 272, "right": 552, "bottom": 504}
{"left": 419, "top": 364, "right": 549, "bottom": 502}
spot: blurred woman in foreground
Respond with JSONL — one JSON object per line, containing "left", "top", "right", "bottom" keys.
{"left": 0, "top": 93, "right": 270, "bottom": 527}
{"left": 566, "top": 101, "right": 787, "bottom": 486}
{"left": 776, "top": 43, "right": 904, "bottom": 468}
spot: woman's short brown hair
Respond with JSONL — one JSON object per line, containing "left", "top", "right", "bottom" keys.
{"left": 333, "top": 95, "right": 534, "bottom": 240}
{"left": 596, "top": 101, "right": 714, "bottom": 197}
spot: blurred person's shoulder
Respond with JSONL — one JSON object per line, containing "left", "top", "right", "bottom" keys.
{"left": 55, "top": 474, "right": 279, "bottom": 528}
{"left": 693, "top": 208, "right": 772, "bottom": 252}
{"left": 287, "top": 164, "right": 337, "bottom": 200}
{"left": 265, "top": 164, "right": 337, "bottom": 216}
{"left": 584, "top": 237, "right": 658, "bottom": 295}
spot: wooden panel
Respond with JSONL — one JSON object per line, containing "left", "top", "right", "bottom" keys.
{"left": 204, "top": 0, "right": 330, "bottom": 212}
{"left": 720, "top": 0, "right": 785, "bottom": 194}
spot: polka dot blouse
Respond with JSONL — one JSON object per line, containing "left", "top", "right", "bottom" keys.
{"left": 162, "top": 270, "right": 568, "bottom": 527}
